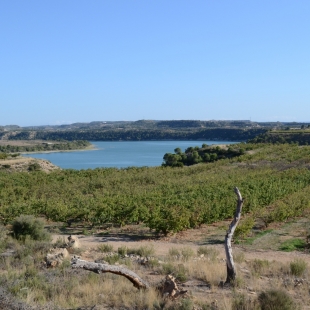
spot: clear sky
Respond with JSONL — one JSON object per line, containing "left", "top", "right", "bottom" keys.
{"left": 1, "top": 1, "right": 309, "bottom": 126}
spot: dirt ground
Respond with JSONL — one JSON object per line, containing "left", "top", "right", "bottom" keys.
{"left": 49, "top": 219, "right": 310, "bottom": 309}
{"left": 52, "top": 217, "right": 310, "bottom": 265}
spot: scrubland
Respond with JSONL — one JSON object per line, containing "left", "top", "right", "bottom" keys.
{"left": 0, "top": 142, "right": 310, "bottom": 309}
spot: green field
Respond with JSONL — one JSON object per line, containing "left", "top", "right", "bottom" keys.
{"left": 1, "top": 143, "right": 310, "bottom": 234}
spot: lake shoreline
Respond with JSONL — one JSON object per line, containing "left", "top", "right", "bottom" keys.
{"left": 20, "top": 144, "right": 97, "bottom": 155}
{"left": 22, "top": 140, "right": 240, "bottom": 169}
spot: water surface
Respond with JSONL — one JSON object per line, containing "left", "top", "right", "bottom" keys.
{"left": 23, "top": 141, "right": 238, "bottom": 169}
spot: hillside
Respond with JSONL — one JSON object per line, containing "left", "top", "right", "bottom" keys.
{"left": 0, "top": 142, "right": 310, "bottom": 309}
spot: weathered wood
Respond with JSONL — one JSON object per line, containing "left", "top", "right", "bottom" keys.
{"left": 71, "top": 257, "right": 150, "bottom": 289}
{"left": 224, "top": 187, "right": 244, "bottom": 284}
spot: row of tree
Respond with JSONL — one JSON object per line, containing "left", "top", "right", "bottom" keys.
{"left": 0, "top": 128, "right": 267, "bottom": 142}
{"left": 0, "top": 143, "right": 310, "bottom": 234}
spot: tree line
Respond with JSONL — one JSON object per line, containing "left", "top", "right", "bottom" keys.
{"left": 163, "top": 143, "right": 245, "bottom": 167}
{"left": 0, "top": 140, "right": 91, "bottom": 153}
{"left": 0, "top": 128, "right": 267, "bottom": 142}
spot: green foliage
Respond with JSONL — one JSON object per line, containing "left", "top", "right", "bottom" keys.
{"left": 234, "top": 217, "right": 255, "bottom": 240}
{"left": 290, "top": 259, "right": 307, "bottom": 276}
{"left": 0, "top": 152, "right": 8, "bottom": 159}
{"left": 249, "top": 130, "right": 310, "bottom": 145}
{"left": 28, "top": 162, "right": 41, "bottom": 171}
{"left": 0, "top": 144, "right": 310, "bottom": 233}
{"left": 11, "top": 215, "right": 51, "bottom": 241}
{"left": 279, "top": 239, "right": 306, "bottom": 252}
{"left": 163, "top": 144, "right": 246, "bottom": 167}
{"left": 3, "top": 127, "right": 266, "bottom": 142}
{"left": 258, "top": 289, "right": 295, "bottom": 310}
{"left": 0, "top": 140, "right": 91, "bottom": 153}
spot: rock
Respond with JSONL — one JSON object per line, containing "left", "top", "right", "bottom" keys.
{"left": 45, "top": 248, "right": 69, "bottom": 267}
{"left": 67, "top": 235, "right": 80, "bottom": 249}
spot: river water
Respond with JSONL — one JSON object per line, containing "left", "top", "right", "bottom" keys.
{"left": 23, "top": 141, "right": 239, "bottom": 169}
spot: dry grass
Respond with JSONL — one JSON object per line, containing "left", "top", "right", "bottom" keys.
{"left": 1, "top": 221, "right": 310, "bottom": 309}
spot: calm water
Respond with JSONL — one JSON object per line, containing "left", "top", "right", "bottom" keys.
{"left": 23, "top": 141, "right": 238, "bottom": 169}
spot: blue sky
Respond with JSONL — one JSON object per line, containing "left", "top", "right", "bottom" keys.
{"left": 1, "top": 1, "right": 309, "bottom": 126}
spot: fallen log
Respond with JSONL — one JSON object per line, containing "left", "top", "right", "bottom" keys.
{"left": 71, "top": 257, "right": 150, "bottom": 289}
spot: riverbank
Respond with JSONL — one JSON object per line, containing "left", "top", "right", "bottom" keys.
{"left": 20, "top": 143, "right": 96, "bottom": 154}
{"left": 0, "top": 139, "right": 94, "bottom": 154}
{"left": 0, "top": 156, "right": 60, "bottom": 172}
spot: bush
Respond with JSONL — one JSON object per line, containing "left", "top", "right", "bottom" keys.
{"left": 258, "top": 289, "right": 295, "bottom": 310}
{"left": 197, "top": 246, "right": 219, "bottom": 261}
{"left": 232, "top": 293, "right": 259, "bottom": 310}
{"left": 117, "top": 245, "right": 128, "bottom": 256}
{"left": 180, "top": 247, "right": 195, "bottom": 261}
{"left": 161, "top": 263, "right": 188, "bottom": 282}
{"left": 104, "top": 254, "right": 120, "bottom": 264}
{"left": 98, "top": 243, "right": 114, "bottom": 253}
{"left": 12, "top": 215, "right": 51, "bottom": 241}
{"left": 127, "top": 245, "right": 155, "bottom": 257}
{"left": 28, "top": 162, "right": 41, "bottom": 171}
{"left": 290, "top": 259, "right": 307, "bottom": 277}
{"left": 249, "top": 259, "right": 270, "bottom": 276}
{"left": 234, "top": 217, "right": 255, "bottom": 240}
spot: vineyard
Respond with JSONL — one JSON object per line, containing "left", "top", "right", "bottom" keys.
{"left": 1, "top": 143, "right": 310, "bottom": 234}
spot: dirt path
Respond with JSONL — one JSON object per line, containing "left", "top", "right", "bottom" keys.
{"left": 53, "top": 233, "right": 310, "bottom": 264}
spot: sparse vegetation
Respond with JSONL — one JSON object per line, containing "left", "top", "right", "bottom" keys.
{"left": 11, "top": 215, "right": 51, "bottom": 241}
{"left": 290, "top": 259, "right": 307, "bottom": 276}
{"left": 98, "top": 243, "right": 114, "bottom": 253}
{"left": 1, "top": 140, "right": 310, "bottom": 309}
{"left": 258, "top": 289, "right": 296, "bottom": 310}
{"left": 279, "top": 238, "right": 306, "bottom": 252}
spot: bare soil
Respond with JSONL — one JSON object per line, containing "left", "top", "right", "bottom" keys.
{"left": 0, "top": 156, "right": 60, "bottom": 172}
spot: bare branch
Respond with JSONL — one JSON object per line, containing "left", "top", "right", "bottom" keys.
{"left": 71, "top": 257, "right": 150, "bottom": 290}
{"left": 224, "top": 187, "right": 244, "bottom": 284}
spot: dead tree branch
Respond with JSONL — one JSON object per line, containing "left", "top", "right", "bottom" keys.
{"left": 71, "top": 257, "right": 150, "bottom": 290}
{"left": 224, "top": 187, "right": 244, "bottom": 284}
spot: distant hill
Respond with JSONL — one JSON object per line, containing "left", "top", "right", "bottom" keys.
{"left": 1, "top": 120, "right": 309, "bottom": 142}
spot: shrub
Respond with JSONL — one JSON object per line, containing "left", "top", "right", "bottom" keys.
{"left": 258, "top": 289, "right": 295, "bottom": 310}
{"left": 197, "top": 246, "right": 219, "bottom": 261}
{"left": 117, "top": 245, "right": 128, "bottom": 256}
{"left": 127, "top": 245, "right": 155, "bottom": 257}
{"left": 180, "top": 247, "right": 195, "bottom": 261}
{"left": 279, "top": 238, "right": 306, "bottom": 251}
{"left": 12, "top": 215, "right": 51, "bottom": 241}
{"left": 104, "top": 254, "right": 120, "bottom": 264}
{"left": 249, "top": 259, "right": 270, "bottom": 276}
{"left": 161, "top": 263, "right": 187, "bottom": 282}
{"left": 168, "top": 247, "right": 180, "bottom": 258}
{"left": 98, "top": 243, "right": 114, "bottom": 253}
{"left": 290, "top": 259, "right": 307, "bottom": 277}
{"left": 234, "top": 217, "right": 255, "bottom": 240}
{"left": 232, "top": 293, "right": 259, "bottom": 310}
{"left": 28, "top": 162, "right": 41, "bottom": 171}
